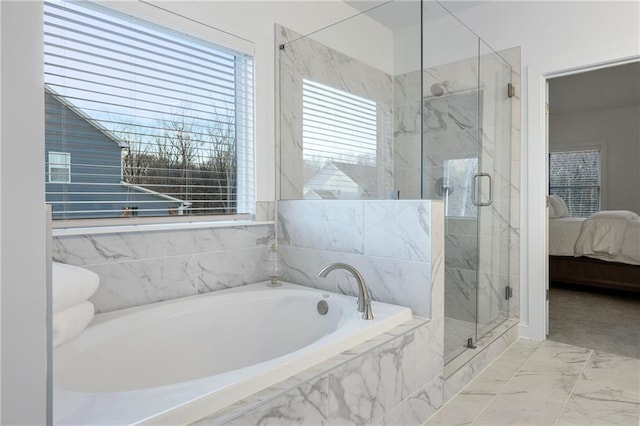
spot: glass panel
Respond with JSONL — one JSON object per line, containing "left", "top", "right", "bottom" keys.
{"left": 277, "top": 0, "right": 422, "bottom": 200}
{"left": 421, "top": 0, "right": 481, "bottom": 365}
{"left": 276, "top": 0, "right": 515, "bottom": 367}
{"left": 302, "top": 79, "right": 378, "bottom": 198}
{"left": 476, "top": 39, "right": 513, "bottom": 341}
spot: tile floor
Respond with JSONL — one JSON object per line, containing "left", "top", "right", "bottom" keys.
{"left": 425, "top": 339, "right": 640, "bottom": 425}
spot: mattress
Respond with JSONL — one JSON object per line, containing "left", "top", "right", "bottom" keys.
{"left": 549, "top": 216, "right": 640, "bottom": 266}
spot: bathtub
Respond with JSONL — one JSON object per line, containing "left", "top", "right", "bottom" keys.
{"left": 53, "top": 281, "right": 413, "bottom": 425}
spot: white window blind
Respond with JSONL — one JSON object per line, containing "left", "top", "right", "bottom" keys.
{"left": 302, "top": 79, "right": 378, "bottom": 199}
{"left": 549, "top": 148, "right": 600, "bottom": 217}
{"left": 44, "top": 0, "right": 254, "bottom": 220}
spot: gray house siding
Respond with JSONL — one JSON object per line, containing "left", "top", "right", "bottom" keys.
{"left": 45, "top": 91, "right": 182, "bottom": 219}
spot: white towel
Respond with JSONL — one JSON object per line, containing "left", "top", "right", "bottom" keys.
{"left": 52, "top": 301, "right": 95, "bottom": 348}
{"left": 52, "top": 262, "right": 100, "bottom": 314}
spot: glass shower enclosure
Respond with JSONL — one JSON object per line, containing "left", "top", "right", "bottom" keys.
{"left": 276, "top": 0, "right": 516, "bottom": 366}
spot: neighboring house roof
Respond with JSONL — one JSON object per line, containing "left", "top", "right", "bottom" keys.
{"left": 45, "top": 86, "right": 188, "bottom": 207}
{"left": 120, "top": 181, "right": 191, "bottom": 206}
{"left": 45, "top": 85, "right": 129, "bottom": 148}
{"left": 303, "top": 189, "right": 337, "bottom": 199}
{"left": 305, "top": 161, "right": 377, "bottom": 198}
{"left": 332, "top": 162, "right": 377, "bottom": 193}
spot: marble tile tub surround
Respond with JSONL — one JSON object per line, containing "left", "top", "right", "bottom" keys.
{"left": 427, "top": 339, "right": 640, "bottom": 426}
{"left": 52, "top": 223, "right": 275, "bottom": 313}
{"left": 255, "top": 200, "right": 276, "bottom": 222}
{"left": 276, "top": 24, "right": 394, "bottom": 200}
{"left": 193, "top": 317, "right": 447, "bottom": 426}
{"left": 277, "top": 199, "right": 443, "bottom": 318}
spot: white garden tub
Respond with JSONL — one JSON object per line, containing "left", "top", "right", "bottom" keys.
{"left": 53, "top": 281, "right": 412, "bottom": 425}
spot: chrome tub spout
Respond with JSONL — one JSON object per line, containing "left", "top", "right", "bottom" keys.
{"left": 317, "top": 263, "right": 374, "bottom": 320}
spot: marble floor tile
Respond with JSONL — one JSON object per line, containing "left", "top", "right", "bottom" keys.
{"left": 558, "top": 394, "right": 640, "bottom": 426}
{"left": 576, "top": 351, "right": 640, "bottom": 395}
{"left": 470, "top": 372, "right": 577, "bottom": 425}
{"left": 518, "top": 340, "right": 591, "bottom": 375}
{"left": 556, "top": 351, "right": 640, "bottom": 425}
{"left": 423, "top": 393, "right": 495, "bottom": 426}
{"left": 424, "top": 339, "right": 640, "bottom": 426}
{"left": 470, "top": 393, "right": 565, "bottom": 426}
{"left": 462, "top": 339, "right": 538, "bottom": 394}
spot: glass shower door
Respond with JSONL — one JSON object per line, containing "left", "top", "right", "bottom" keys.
{"left": 475, "top": 40, "right": 513, "bottom": 342}
{"left": 424, "top": 2, "right": 514, "bottom": 364}
{"left": 421, "top": 0, "right": 482, "bottom": 364}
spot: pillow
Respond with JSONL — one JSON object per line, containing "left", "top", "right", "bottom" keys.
{"left": 548, "top": 195, "right": 569, "bottom": 218}
{"left": 547, "top": 196, "right": 557, "bottom": 218}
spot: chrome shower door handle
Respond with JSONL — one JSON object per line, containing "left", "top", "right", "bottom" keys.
{"left": 471, "top": 173, "right": 493, "bottom": 207}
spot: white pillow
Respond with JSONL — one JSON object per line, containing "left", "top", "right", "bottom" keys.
{"left": 548, "top": 195, "right": 569, "bottom": 218}
{"left": 547, "top": 196, "right": 557, "bottom": 218}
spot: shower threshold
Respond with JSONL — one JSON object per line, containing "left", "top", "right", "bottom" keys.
{"left": 444, "top": 316, "right": 519, "bottom": 378}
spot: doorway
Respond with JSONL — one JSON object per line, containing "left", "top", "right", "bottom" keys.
{"left": 545, "top": 61, "right": 640, "bottom": 358}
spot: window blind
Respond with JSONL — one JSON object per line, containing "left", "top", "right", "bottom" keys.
{"left": 44, "top": 0, "right": 254, "bottom": 220}
{"left": 549, "top": 148, "right": 600, "bottom": 217}
{"left": 302, "top": 79, "right": 378, "bottom": 199}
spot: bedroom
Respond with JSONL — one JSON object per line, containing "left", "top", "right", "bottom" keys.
{"left": 547, "top": 61, "right": 640, "bottom": 358}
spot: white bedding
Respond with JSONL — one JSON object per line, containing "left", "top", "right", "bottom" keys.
{"left": 549, "top": 212, "right": 640, "bottom": 266}
{"left": 549, "top": 217, "right": 584, "bottom": 256}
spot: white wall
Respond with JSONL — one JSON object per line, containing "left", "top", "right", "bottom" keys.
{"left": 0, "top": 1, "right": 48, "bottom": 424}
{"left": 451, "top": 0, "right": 640, "bottom": 340}
{"left": 550, "top": 106, "right": 640, "bottom": 213}
{"left": 393, "top": 2, "right": 482, "bottom": 76}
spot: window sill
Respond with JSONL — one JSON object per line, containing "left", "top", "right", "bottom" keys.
{"left": 52, "top": 219, "right": 274, "bottom": 237}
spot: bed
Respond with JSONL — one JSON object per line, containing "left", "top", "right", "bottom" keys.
{"left": 548, "top": 209, "right": 640, "bottom": 293}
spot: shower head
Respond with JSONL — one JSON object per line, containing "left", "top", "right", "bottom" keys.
{"left": 430, "top": 81, "right": 449, "bottom": 97}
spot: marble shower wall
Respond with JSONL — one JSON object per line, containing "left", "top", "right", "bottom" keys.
{"left": 52, "top": 223, "right": 274, "bottom": 313}
{"left": 276, "top": 24, "right": 394, "bottom": 200}
{"left": 277, "top": 199, "right": 443, "bottom": 318}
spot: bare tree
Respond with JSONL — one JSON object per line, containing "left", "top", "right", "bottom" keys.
{"left": 121, "top": 111, "right": 239, "bottom": 215}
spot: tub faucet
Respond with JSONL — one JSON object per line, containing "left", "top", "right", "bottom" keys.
{"left": 318, "top": 263, "right": 374, "bottom": 320}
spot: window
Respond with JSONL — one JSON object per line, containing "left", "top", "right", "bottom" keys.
{"left": 442, "top": 157, "right": 478, "bottom": 217}
{"left": 48, "top": 152, "right": 71, "bottom": 183}
{"left": 549, "top": 148, "right": 601, "bottom": 217}
{"left": 302, "top": 79, "right": 378, "bottom": 199}
{"left": 44, "top": 1, "right": 254, "bottom": 220}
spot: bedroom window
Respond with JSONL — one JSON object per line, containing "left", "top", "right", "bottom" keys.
{"left": 44, "top": 0, "right": 254, "bottom": 221}
{"left": 302, "top": 79, "right": 378, "bottom": 199}
{"left": 549, "top": 148, "right": 601, "bottom": 217}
